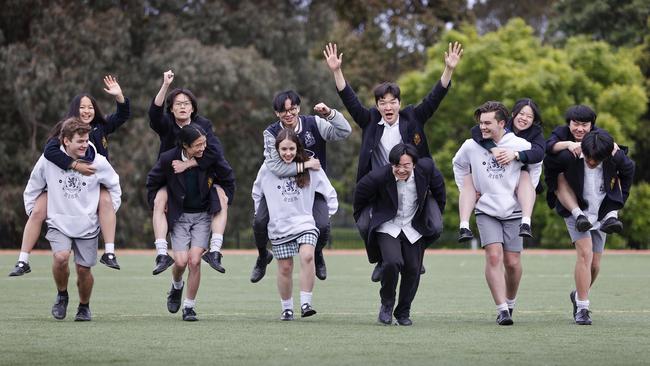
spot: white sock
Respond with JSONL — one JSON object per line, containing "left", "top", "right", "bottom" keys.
{"left": 571, "top": 208, "right": 584, "bottom": 219}
{"left": 300, "top": 291, "right": 313, "bottom": 306}
{"left": 183, "top": 298, "right": 195, "bottom": 309}
{"left": 459, "top": 221, "right": 470, "bottom": 229}
{"left": 576, "top": 297, "right": 590, "bottom": 311}
{"left": 521, "top": 217, "right": 531, "bottom": 226}
{"left": 210, "top": 234, "right": 223, "bottom": 252}
{"left": 18, "top": 251, "right": 29, "bottom": 263}
{"left": 172, "top": 279, "right": 184, "bottom": 290}
{"left": 281, "top": 298, "right": 293, "bottom": 311}
{"left": 104, "top": 243, "right": 115, "bottom": 253}
{"left": 506, "top": 297, "right": 516, "bottom": 310}
{"left": 155, "top": 239, "right": 168, "bottom": 256}
{"left": 496, "top": 302, "right": 509, "bottom": 312}
{"left": 603, "top": 211, "right": 618, "bottom": 221}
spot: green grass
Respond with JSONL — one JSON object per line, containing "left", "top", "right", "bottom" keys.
{"left": 1, "top": 252, "right": 649, "bottom": 366}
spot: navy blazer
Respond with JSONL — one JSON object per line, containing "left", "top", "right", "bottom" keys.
{"left": 545, "top": 125, "right": 603, "bottom": 154}
{"left": 353, "top": 158, "right": 446, "bottom": 263}
{"left": 338, "top": 81, "right": 449, "bottom": 182}
{"left": 146, "top": 147, "right": 236, "bottom": 228}
{"left": 544, "top": 149, "right": 634, "bottom": 220}
{"left": 148, "top": 100, "right": 226, "bottom": 170}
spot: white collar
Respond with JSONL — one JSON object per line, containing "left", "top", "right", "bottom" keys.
{"left": 378, "top": 116, "right": 399, "bottom": 127}
{"left": 181, "top": 150, "right": 190, "bottom": 162}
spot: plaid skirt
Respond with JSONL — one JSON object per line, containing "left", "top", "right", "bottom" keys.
{"left": 272, "top": 232, "right": 318, "bottom": 260}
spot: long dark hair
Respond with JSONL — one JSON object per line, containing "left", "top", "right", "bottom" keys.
{"left": 275, "top": 128, "right": 310, "bottom": 188}
{"left": 509, "top": 98, "right": 543, "bottom": 130}
{"left": 49, "top": 93, "right": 107, "bottom": 139}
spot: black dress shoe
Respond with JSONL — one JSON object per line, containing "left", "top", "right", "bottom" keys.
{"left": 420, "top": 264, "right": 426, "bottom": 275}
{"left": 314, "top": 249, "right": 327, "bottom": 280}
{"left": 182, "top": 307, "right": 198, "bottom": 321}
{"left": 51, "top": 294, "right": 69, "bottom": 320}
{"left": 167, "top": 283, "right": 183, "bottom": 314}
{"left": 519, "top": 223, "right": 533, "bottom": 238}
{"left": 250, "top": 250, "right": 274, "bottom": 283}
{"left": 9, "top": 261, "right": 31, "bottom": 277}
{"left": 458, "top": 228, "right": 474, "bottom": 242}
{"left": 100, "top": 253, "right": 121, "bottom": 270}
{"left": 395, "top": 317, "right": 412, "bottom": 326}
{"left": 378, "top": 303, "right": 394, "bottom": 325}
{"left": 575, "top": 215, "right": 593, "bottom": 232}
{"left": 371, "top": 262, "right": 383, "bottom": 282}
{"left": 74, "top": 306, "right": 92, "bottom": 321}
{"left": 280, "top": 309, "right": 294, "bottom": 321}
{"left": 600, "top": 217, "right": 623, "bottom": 234}
{"left": 152, "top": 254, "right": 175, "bottom": 275}
{"left": 575, "top": 308, "right": 592, "bottom": 325}
{"left": 570, "top": 290, "right": 577, "bottom": 317}
{"left": 201, "top": 251, "right": 226, "bottom": 273}
{"left": 300, "top": 303, "right": 317, "bottom": 318}
{"left": 496, "top": 310, "right": 513, "bottom": 325}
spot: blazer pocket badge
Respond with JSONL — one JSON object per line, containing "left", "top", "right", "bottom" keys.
{"left": 413, "top": 133, "right": 421, "bottom": 146}
{"left": 207, "top": 177, "right": 213, "bottom": 188}
{"left": 610, "top": 177, "right": 616, "bottom": 191}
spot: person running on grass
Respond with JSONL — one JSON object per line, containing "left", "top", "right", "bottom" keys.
{"left": 146, "top": 124, "right": 235, "bottom": 321}
{"left": 23, "top": 118, "right": 121, "bottom": 321}
{"left": 10, "top": 75, "right": 129, "bottom": 276}
{"left": 252, "top": 129, "right": 338, "bottom": 321}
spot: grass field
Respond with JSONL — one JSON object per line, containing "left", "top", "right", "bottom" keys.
{"left": 1, "top": 250, "right": 649, "bottom": 366}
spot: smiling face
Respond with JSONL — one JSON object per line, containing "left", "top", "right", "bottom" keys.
{"left": 184, "top": 135, "right": 206, "bottom": 159}
{"left": 171, "top": 93, "right": 194, "bottom": 124}
{"left": 79, "top": 96, "right": 95, "bottom": 124}
{"left": 391, "top": 153, "right": 414, "bottom": 181}
{"left": 569, "top": 120, "right": 592, "bottom": 142}
{"left": 64, "top": 132, "right": 89, "bottom": 159}
{"left": 512, "top": 105, "right": 534, "bottom": 133}
{"left": 377, "top": 93, "right": 400, "bottom": 125}
{"left": 276, "top": 98, "right": 300, "bottom": 129}
{"left": 479, "top": 111, "right": 506, "bottom": 141}
{"left": 277, "top": 138, "right": 297, "bottom": 163}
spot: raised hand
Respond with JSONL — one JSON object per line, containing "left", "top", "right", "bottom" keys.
{"left": 444, "top": 41, "right": 463, "bottom": 70}
{"left": 103, "top": 75, "right": 124, "bottom": 101}
{"left": 313, "top": 103, "right": 331, "bottom": 117}
{"left": 163, "top": 70, "right": 174, "bottom": 87}
{"left": 323, "top": 43, "right": 343, "bottom": 72}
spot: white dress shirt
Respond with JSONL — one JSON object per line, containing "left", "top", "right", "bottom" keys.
{"left": 377, "top": 171, "right": 422, "bottom": 244}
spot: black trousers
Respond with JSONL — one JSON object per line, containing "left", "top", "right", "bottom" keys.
{"left": 253, "top": 193, "right": 330, "bottom": 251}
{"left": 376, "top": 232, "right": 424, "bottom": 319}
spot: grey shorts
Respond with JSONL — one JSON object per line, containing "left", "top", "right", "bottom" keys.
{"left": 170, "top": 212, "right": 211, "bottom": 252}
{"left": 46, "top": 228, "right": 98, "bottom": 267}
{"left": 272, "top": 233, "right": 318, "bottom": 260}
{"left": 476, "top": 214, "right": 523, "bottom": 252}
{"left": 563, "top": 216, "right": 607, "bottom": 253}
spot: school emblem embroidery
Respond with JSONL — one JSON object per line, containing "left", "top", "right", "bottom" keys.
{"left": 102, "top": 136, "right": 108, "bottom": 149}
{"left": 610, "top": 177, "right": 616, "bottom": 191}
{"left": 413, "top": 133, "right": 421, "bottom": 146}
{"left": 278, "top": 177, "right": 301, "bottom": 203}
{"left": 207, "top": 177, "right": 213, "bottom": 189}
{"left": 59, "top": 171, "right": 86, "bottom": 199}
{"left": 484, "top": 156, "right": 505, "bottom": 179}
{"left": 303, "top": 131, "right": 316, "bottom": 147}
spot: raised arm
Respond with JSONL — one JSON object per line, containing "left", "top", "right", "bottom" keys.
{"left": 440, "top": 41, "right": 463, "bottom": 88}
{"left": 102, "top": 75, "right": 130, "bottom": 135}
{"left": 313, "top": 103, "right": 352, "bottom": 141}
{"left": 155, "top": 70, "right": 174, "bottom": 107}
{"left": 323, "top": 43, "right": 346, "bottom": 92}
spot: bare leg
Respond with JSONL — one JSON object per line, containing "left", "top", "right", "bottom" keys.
{"left": 517, "top": 171, "right": 535, "bottom": 218}
{"left": 76, "top": 264, "right": 94, "bottom": 304}
{"left": 574, "top": 238, "right": 593, "bottom": 300}
{"left": 210, "top": 186, "right": 228, "bottom": 236}
{"left": 277, "top": 258, "right": 293, "bottom": 300}
{"left": 299, "top": 244, "right": 315, "bottom": 293}
{"left": 172, "top": 251, "right": 188, "bottom": 282}
{"left": 459, "top": 175, "right": 478, "bottom": 224}
{"left": 591, "top": 252, "right": 602, "bottom": 287}
{"left": 185, "top": 247, "right": 204, "bottom": 300}
{"left": 484, "top": 243, "right": 506, "bottom": 305}
{"left": 153, "top": 188, "right": 169, "bottom": 240}
{"left": 98, "top": 187, "right": 116, "bottom": 248}
{"left": 52, "top": 251, "right": 71, "bottom": 291}
{"left": 20, "top": 192, "right": 47, "bottom": 254}
{"left": 556, "top": 173, "right": 579, "bottom": 212}
{"left": 503, "top": 251, "right": 522, "bottom": 300}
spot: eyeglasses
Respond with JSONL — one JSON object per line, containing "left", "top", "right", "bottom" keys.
{"left": 278, "top": 106, "right": 299, "bottom": 117}
{"left": 173, "top": 101, "right": 192, "bottom": 108}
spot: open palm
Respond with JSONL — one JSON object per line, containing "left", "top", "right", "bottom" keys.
{"left": 323, "top": 42, "right": 342, "bottom": 71}
{"left": 103, "top": 75, "right": 123, "bottom": 96}
{"left": 445, "top": 42, "right": 463, "bottom": 69}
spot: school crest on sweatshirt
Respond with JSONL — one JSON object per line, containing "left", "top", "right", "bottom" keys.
{"left": 484, "top": 156, "right": 505, "bottom": 180}
{"left": 59, "top": 171, "right": 87, "bottom": 200}
{"left": 278, "top": 177, "right": 301, "bottom": 203}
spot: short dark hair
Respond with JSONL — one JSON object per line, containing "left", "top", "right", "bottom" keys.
{"left": 565, "top": 105, "right": 596, "bottom": 126}
{"left": 166, "top": 88, "right": 199, "bottom": 119}
{"left": 388, "top": 143, "right": 418, "bottom": 166}
{"left": 59, "top": 117, "right": 92, "bottom": 144}
{"left": 581, "top": 130, "right": 614, "bottom": 163}
{"left": 272, "top": 90, "right": 301, "bottom": 112}
{"left": 177, "top": 124, "right": 206, "bottom": 149}
{"left": 474, "top": 101, "right": 509, "bottom": 124}
{"left": 373, "top": 82, "right": 401, "bottom": 104}
{"left": 511, "top": 98, "right": 543, "bottom": 126}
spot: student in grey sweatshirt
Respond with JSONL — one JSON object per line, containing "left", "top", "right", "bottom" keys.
{"left": 23, "top": 118, "right": 121, "bottom": 321}
{"left": 252, "top": 129, "right": 338, "bottom": 321}
{"left": 452, "top": 101, "right": 541, "bottom": 326}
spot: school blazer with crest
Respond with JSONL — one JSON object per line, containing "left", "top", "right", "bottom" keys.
{"left": 544, "top": 149, "right": 635, "bottom": 220}
{"left": 146, "top": 146, "right": 235, "bottom": 228}
{"left": 337, "top": 81, "right": 450, "bottom": 182}
{"left": 353, "top": 158, "right": 446, "bottom": 263}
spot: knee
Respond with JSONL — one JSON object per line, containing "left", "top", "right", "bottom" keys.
{"left": 31, "top": 203, "right": 47, "bottom": 222}
{"left": 278, "top": 261, "right": 292, "bottom": 276}
{"left": 53, "top": 251, "right": 70, "bottom": 267}
{"left": 504, "top": 256, "right": 520, "bottom": 272}
{"left": 486, "top": 251, "right": 502, "bottom": 267}
{"left": 301, "top": 251, "right": 314, "bottom": 265}
{"left": 153, "top": 193, "right": 167, "bottom": 212}
{"left": 382, "top": 258, "right": 403, "bottom": 274}
{"left": 175, "top": 256, "right": 188, "bottom": 269}
{"left": 188, "top": 256, "right": 201, "bottom": 270}
{"left": 99, "top": 189, "right": 112, "bottom": 209}
{"left": 76, "top": 264, "right": 91, "bottom": 276}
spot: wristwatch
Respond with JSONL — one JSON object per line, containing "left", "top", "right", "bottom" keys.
{"left": 514, "top": 152, "right": 520, "bottom": 161}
